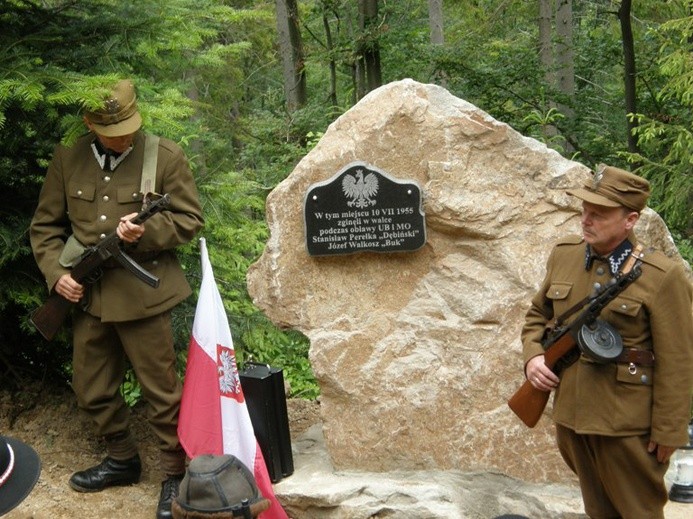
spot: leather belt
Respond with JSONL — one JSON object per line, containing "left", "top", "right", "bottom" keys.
{"left": 615, "top": 348, "right": 654, "bottom": 367}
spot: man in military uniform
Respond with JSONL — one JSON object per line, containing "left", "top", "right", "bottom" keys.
{"left": 30, "top": 79, "right": 204, "bottom": 519}
{"left": 521, "top": 165, "right": 693, "bottom": 518}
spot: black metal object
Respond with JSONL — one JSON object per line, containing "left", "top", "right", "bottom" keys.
{"left": 239, "top": 363, "right": 294, "bottom": 483}
{"left": 577, "top": 319, "right": 623, "bottom": 362}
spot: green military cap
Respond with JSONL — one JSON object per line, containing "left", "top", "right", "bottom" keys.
{"left": 567, "top": 164, "right": 650, "bottom": 212}
{"left": 85, "top": 79, "right": 142, "bottom": 137}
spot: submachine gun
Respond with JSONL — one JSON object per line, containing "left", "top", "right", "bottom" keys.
{"left": 30, "top": 193, "right": 171, "bottom": 341}
{"left": 507, "top": 246, "right": 643, "bottom": 428}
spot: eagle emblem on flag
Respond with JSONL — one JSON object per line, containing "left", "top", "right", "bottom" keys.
{"left": 217, "top": 345, "right": 243, "bottom": 401}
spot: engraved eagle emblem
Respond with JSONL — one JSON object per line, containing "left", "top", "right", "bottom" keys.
{"left": 342, "top": 169, "right": 379, "bottom": 208}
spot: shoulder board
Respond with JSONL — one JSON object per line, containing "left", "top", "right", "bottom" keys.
{"left": 555, "top": 234, "right": 584, "bottom": 247}
{"left": 638, "top": 248, "right": 675, "bottom": 272}
{"left": 71, "top": 132, "right": 94, "bottom": 147}
{"left": 157, "top": 136, "right": 180, "bottom": 153}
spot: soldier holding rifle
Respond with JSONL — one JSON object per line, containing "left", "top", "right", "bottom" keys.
{"left": 520, "top": 165, "right": 693, "bottom": 518}
{"left": 30, "top": 79, "right": 203, "bottom": 519}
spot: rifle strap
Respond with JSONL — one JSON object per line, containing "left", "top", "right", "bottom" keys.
{"left": 140, "top": 134, "right": 160, "bottom": 197}
{"left": 551, "top": 243, "right": 644, "bottom": 329}
{"left": 621, "top": 243, "right": 643, "bottom": 275}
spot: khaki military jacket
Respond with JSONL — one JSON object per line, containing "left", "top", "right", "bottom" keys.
{"left": 30, "top": 131, "right": 204, "bottom": 322}
{"left": 522, "top": 234, "right": 693, "bottom": 447}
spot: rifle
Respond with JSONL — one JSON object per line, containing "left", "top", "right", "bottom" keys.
{"left": 507, "top": 247, "right": 643, "bottom": 428}
{"left": 30, "top": 193, "right": 171, "bottom": 341}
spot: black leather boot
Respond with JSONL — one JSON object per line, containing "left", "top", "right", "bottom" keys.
{"left": 156, "top": 474, "right": 184, "bottom": 519}
{"left": 69, "top": 454, "right": 142, "bottom": 492}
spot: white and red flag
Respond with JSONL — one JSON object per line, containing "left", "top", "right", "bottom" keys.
{"left": 178, "top": 237, "right": 288, "bottom": 519}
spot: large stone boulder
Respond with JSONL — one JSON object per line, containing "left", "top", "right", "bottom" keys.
{"left": 247, "top": 79, "right": 689, "bottom": 484}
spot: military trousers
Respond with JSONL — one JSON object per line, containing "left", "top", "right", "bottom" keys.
{"left": 72, "top": 309, "right": 185, "bottom": 476}
{"left": 556, "top": 424, "right": 668, "bottom": 519}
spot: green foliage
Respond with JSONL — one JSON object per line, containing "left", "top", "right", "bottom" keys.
{"left": 0, "top": 0, "right": 318, "bottom": 400}
{"left": 671, "top": 232, "right": 693, "bottom": 266}
{"left": 120, "top": 370, "right": 142, "bottom": 408}
{"left": 627, "top": 8, "right": 693, "bottom": 245}
{"left": 2, "top": 0, "right": 693, "bottom": 406}
{"left": 522, "top": 107, "right": 568, "bottom": 154}
{"left": 243, "top": 327, "right": 318, "bottom": 399}
{"left": 187, "top": 166, "right": 318, "bottom": 399}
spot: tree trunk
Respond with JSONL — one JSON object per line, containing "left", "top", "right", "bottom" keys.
{"left": 618, "top": 0, "right": 639, "bottom": 154}
{"left": 358, "top": 0, "right": 382, "bottom": 96}
{"left": 555, "top": 0, "right": 575, "bottom": 152}
{"left": 322, "top": 8, "right": 338, "bottom": 107}
{"left": 539, "top": 0, "right": 553, "bottom": 85}
{"left": 539, "top": 0, "right": 556, "bottom": 140}
{"left": 555, "top": 0, "right": 574, "bottom": 100}
{"left": 275, "top": 0, "right": 307, "bottom": 112}
{"left": 428, "top": 0, "right": 444, "bottom": 45}
{"left": 428, "top": 0, "right": 447, "bottom": 87}
{"left": 348, "top": 3, "right": 365, "bottom": 102}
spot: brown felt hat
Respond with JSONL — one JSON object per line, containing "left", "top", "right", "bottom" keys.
{"left": 85, "top": 79, "right": 142, "bottom": 137}
{"left": 172, "top": 455, "right": 271, "bottom": 519}
{"left": 567, "top": 164, "right": 650, "bottom": 212}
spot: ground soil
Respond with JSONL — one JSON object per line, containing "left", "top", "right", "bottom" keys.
{"left": 3, "top": 386, "right": 691, "bottom": 519}
{"left": 1, "top": 385, "right": 320, "bottom": 519}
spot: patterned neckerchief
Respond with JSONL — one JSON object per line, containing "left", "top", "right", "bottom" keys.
{"left": 584, "top": 239, "right": 633, "bottom": 275}
{"left": 90, "top": 138, "right": 133, "bottom": 172}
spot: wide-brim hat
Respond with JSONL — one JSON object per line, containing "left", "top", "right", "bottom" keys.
{"left": 85, "top": 79, "right": 143, "bottom": 137}
{"left": 567, "top": 164, "right": 650, "bottom": 212}
{"left": 0, "top": 435, "right": 42, "bottom": 515}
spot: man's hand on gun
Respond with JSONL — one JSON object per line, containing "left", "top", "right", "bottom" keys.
{"left": 55, "top": 213, "right": 144, "bottom": 303}
{"left": 54, "top": 214, "right": 144, "bottom": 303}
{"left": 525, "top": 355, "right": 560, "bottom": 392}
{"left": 55, "top": 274, "right": 84, "bottom": 303}
{"left": 117, "top": 212, "right": 145, "bottom": 243}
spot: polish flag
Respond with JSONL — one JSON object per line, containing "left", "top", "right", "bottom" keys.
{"left": 178, "top": 237, "right": 288, "bottom": 519}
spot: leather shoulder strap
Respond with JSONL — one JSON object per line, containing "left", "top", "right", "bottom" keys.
{"left": 141, "top": 134, "right": 160, "bottom": 195}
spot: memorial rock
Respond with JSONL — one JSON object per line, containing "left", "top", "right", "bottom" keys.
{"left": 247, "top": 79, "right": 690, "bottom": 484}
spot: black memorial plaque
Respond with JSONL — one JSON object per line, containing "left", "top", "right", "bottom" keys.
{"left": 304, "top": 162, "right": 426, "bottom": 256}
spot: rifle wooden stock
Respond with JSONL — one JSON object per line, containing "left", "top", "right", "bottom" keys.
{"left": 30, "top": 249, "right": 114, "bottom": 341}
{"left": 30, "top": 291, "right": 74, "bottom": 341}
{"left": 507, "top": 331, "right": 576, "bottom": 428}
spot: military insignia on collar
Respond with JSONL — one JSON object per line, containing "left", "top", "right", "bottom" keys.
{"left": 104, "top": 98, "right": 120, "bottom": 114}
{"left": 592, "top": 163, "right": 606, "bottom": 190}
{"left": 584, "top": 239, "right": 633, "bottom": 275}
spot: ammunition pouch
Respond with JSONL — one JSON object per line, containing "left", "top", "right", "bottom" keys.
{"left": 58, "top": 235, "right": 87, "bottom": 268}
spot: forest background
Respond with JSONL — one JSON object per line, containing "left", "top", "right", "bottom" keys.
{"left": 1, "top": 0, "right": 691, "bottom": 405}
